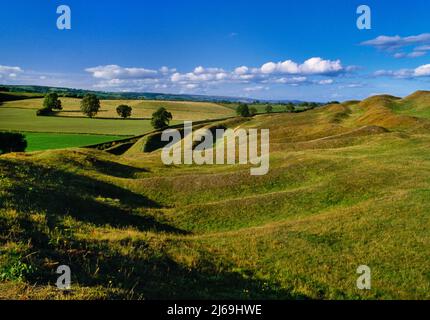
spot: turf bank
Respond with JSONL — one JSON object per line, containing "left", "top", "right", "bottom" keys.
{"left": 161, "top": 121, "right": 270, "bottom": 176}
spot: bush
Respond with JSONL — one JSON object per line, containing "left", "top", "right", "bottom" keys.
{"left": 249, "top": 107, "right": 258, "bottom": 116}
{"left": 116, "top": 105, "right": 133, "bottom": 119}
{"left": 151, "top": 107, "right": 173, "bottom": 130}
{"left": 0, "top": 250, "right": 33, "bottom": 282}
{"left": 265, "top": 105, "right": 273, "bottom": 113}
{"left": 0, "top": 132, "right": 27, "bottom": 154}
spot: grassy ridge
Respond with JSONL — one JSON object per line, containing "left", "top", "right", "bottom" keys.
{"left": 1, "top": 91, "right": 430, "bottom": 299}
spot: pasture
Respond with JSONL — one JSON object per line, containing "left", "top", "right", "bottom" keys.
{"left": 0, "top": 107, "right": 172, "bottom": 136}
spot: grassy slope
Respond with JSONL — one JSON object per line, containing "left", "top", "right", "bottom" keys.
{"left": 391, "top": 90, "right": 430, "bottom": 119}
{"left": 1, "top": 92, "right": 430, "bottom": 299}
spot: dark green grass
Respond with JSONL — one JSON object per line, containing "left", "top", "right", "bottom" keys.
{"left": 22, "top": 132, "right": 130, "bottom": 152}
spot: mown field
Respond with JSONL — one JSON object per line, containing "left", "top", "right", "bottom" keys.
{"left": 0, "top": 91, "right": 429, "bottom": 299}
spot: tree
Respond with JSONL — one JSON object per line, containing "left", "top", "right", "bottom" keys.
{"left": 265, "top": 105, "right": 273, "bottom": 113}
{"left": 0, "top": 132, "right": 27, "bottom": 154}
{"left": 249, "top": 107, "right": 258, "bottom": 116}
{"left": 55, "top": 99, "right": 63, "bottom": 110}
{"left": 80, "top": 94, "right": 100, "bottom": 118}
{"left": 151, "top": 107, "right": 172, "bottom": 130}
{"left": 43, "top": 93, "right": 62, "bottom": 110}
{"left": 116, "top": 105, "right": 133, "bottom": 119}
{"left": 236, "top": 104, "right": 250, "bottom": 117}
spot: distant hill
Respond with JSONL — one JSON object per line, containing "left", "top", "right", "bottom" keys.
{"left": 0, "top": 84, "right": 260, "bottom": 103}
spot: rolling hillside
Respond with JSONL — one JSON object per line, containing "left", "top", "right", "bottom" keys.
{"left": 1, "top": 91, "right": 430, "bottom": 299}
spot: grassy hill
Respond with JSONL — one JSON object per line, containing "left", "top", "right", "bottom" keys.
{"left": 0, "top": 91, "right": 430, "bottom": 299}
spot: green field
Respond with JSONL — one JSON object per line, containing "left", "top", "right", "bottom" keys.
{"left": 1, "top": 91, "right": 430, "bottom": 300}
{"left": 22, "top": 132, "right": 130, "bottom": 152}
{"left": 0, "top": 107, "right": 160, "bottom": 136}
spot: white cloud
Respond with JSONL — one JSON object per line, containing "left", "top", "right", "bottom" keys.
{"left": 159, "top": 66, "right": 176, "bottom": 74}
{"left": 259, "top": 57, "right": 342, "bottom": 75}
{"left": 274, "top": 76, "right": 307, "bottom": 84}
{"left": 318, "top": 79, "right": 334, "bottom": 85}
{"left": 414, "top": 64, "right": 430, "bottom": 77}
{"left": 85, "top": 64, "right": 158, "bottom": 80}
{"left": 85, "top": 57, "right": 350, "bottom": 93}
{"left": 362, "top": 33, "right": 430, "bottom": 58}
{"left": 394, "top": 51, "right": 426, "bottom": 59}
{"left": 244, "top": 86, "right": 269, "bottom": 92}
{"left": 234, "top": 66, "right": 249, "bottom": 75}
{"left": 373, "top": 63, "right": 430, "bottom": 78}
{"left": 0, "top": 65, "right": 23, "bottom": 78}
{"left": 373, "top": 69, "right": 413, "bottom": 78}
{"left": 362, "top": 33, "right": 430, "bottom": 50}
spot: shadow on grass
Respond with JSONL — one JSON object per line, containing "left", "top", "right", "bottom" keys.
{"left": 58, "top": 155, "right": 149, "bottom": 179}
{"left": 3, "top": 214, "right": 297, "bottom": 299}
{"left": 0, "top": 159, "right": 184, "bottom": 234}
{"left": 90, "top": 158, "right": 149, "bottom": 178}
{"left": 0, "top": 158, "right": 302, "bottom": 299}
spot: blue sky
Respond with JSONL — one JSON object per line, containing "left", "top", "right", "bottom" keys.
{"left": 1, "top": 0, "right": 430, "bottom": 101}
